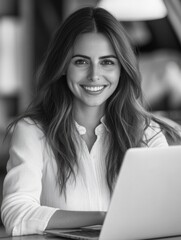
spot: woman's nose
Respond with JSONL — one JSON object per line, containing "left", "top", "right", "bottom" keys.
{"left": 87, "top": 64, "right": 100, "bottom": 81}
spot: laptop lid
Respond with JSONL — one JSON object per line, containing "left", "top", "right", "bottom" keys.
{"left": 100, "top": 145, "right": 181, "bottom": 240}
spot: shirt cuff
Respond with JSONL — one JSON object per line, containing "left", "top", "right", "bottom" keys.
{"left": 12, "top": 207, "right": 59, "bottom": 236}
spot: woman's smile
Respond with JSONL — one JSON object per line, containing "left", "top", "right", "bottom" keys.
{"left": 80, "top": 84, "right": 108, "bottom": 94}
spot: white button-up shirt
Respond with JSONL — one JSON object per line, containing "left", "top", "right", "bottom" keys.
{"left": 1, "top": 118, "right": 168, "bottom": 236}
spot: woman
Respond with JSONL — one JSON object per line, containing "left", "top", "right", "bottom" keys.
{"left": 1, "top": 7, "right": 180, "bottom": 236}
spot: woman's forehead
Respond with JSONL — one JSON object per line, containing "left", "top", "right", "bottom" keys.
{"left": 72, "top": 32, "right": 116, "bottom": 56}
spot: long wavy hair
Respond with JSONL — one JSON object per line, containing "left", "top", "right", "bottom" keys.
{"left": 8, "top": 7, "right": 181, "bottom": 194}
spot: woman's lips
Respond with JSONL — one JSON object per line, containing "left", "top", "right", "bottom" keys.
{"left": 80, "top": 85, "right": 107, "bottom": 94}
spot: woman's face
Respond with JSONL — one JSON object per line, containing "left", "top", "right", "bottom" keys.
{"left": 66, "top": 32, "right": 121, "bottom": 110}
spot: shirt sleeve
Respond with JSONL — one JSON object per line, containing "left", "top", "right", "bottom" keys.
{"left": 1, "top": 119, "right": 58, "bottom": 236}
{"left": 143, "top": 121, "right": 169, "bottom": 147}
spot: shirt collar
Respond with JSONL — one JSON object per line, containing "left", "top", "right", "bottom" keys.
{"left": 100, "top": 116, "right": 110, "bottom": 132}
{"left": 75, "top": 116, "right": 109, "bottom": 136}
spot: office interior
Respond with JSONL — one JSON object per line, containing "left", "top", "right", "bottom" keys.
{"left": 0, "top": 0, "right": 181, "bottom": 227}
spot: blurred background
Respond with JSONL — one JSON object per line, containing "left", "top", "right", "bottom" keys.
{"left": 0, "top": 0, "right": 181, "bottom": 224}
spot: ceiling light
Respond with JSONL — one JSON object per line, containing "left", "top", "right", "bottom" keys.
{"left": 97, "top": 0, "right": 167, "bottom": 21}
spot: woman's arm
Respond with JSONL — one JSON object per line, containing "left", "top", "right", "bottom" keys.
{"left": 46, "top": 210, "right": 106, "bottom": 229}
{"left": 1, "top": 119, "right": 58, "bottom": 236}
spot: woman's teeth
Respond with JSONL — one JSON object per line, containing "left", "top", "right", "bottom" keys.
{"left": 83, "top": 86, "right": 104, "bottom": 92}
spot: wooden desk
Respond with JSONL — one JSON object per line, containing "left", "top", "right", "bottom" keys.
{"left": 1, "top": 226, "right": 181, "bottom": 240}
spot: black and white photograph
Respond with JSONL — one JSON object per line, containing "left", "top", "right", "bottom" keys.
{"left": 0, "top": 0, "right": 181, "bottom": 239}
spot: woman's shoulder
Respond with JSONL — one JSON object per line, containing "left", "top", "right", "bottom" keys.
{"left": 145, "top": 120, "right": 162, "bottom": 133}
{"left": 143, "top": 120, "right": 168, "bottom": 147}
{"left": 12, "top": 117, "right": 45, "bottom": 140}
{"left": 143, "top": 120, "right": 162, "bottom": 138}
{"left": 19, "top": 117, "right": 41, "bottom": 127}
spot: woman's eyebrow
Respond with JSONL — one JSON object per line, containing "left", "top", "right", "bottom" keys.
{"left": 71, "top": 54, "right": 90, "bottom": 59}
{"left": 99, "top": 55, "right": 118, "bottom": 59}
{"left": 71, "top": 54, "right": 118, "bottom": 59}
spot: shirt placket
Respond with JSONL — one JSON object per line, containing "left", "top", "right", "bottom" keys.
{"left": 75, "top": 120, "right": 109, "bottom": 211}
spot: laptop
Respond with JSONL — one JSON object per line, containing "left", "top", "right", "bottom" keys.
{"left": 45, "top": 145, "right": 181, "bottom": 240}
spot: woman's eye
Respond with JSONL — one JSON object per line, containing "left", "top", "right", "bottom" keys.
{"left": 101, "top": 59, "right": 115, "bottom": 66}
{"left": 74, "top": 59, "right": 88, "bottom": 66}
